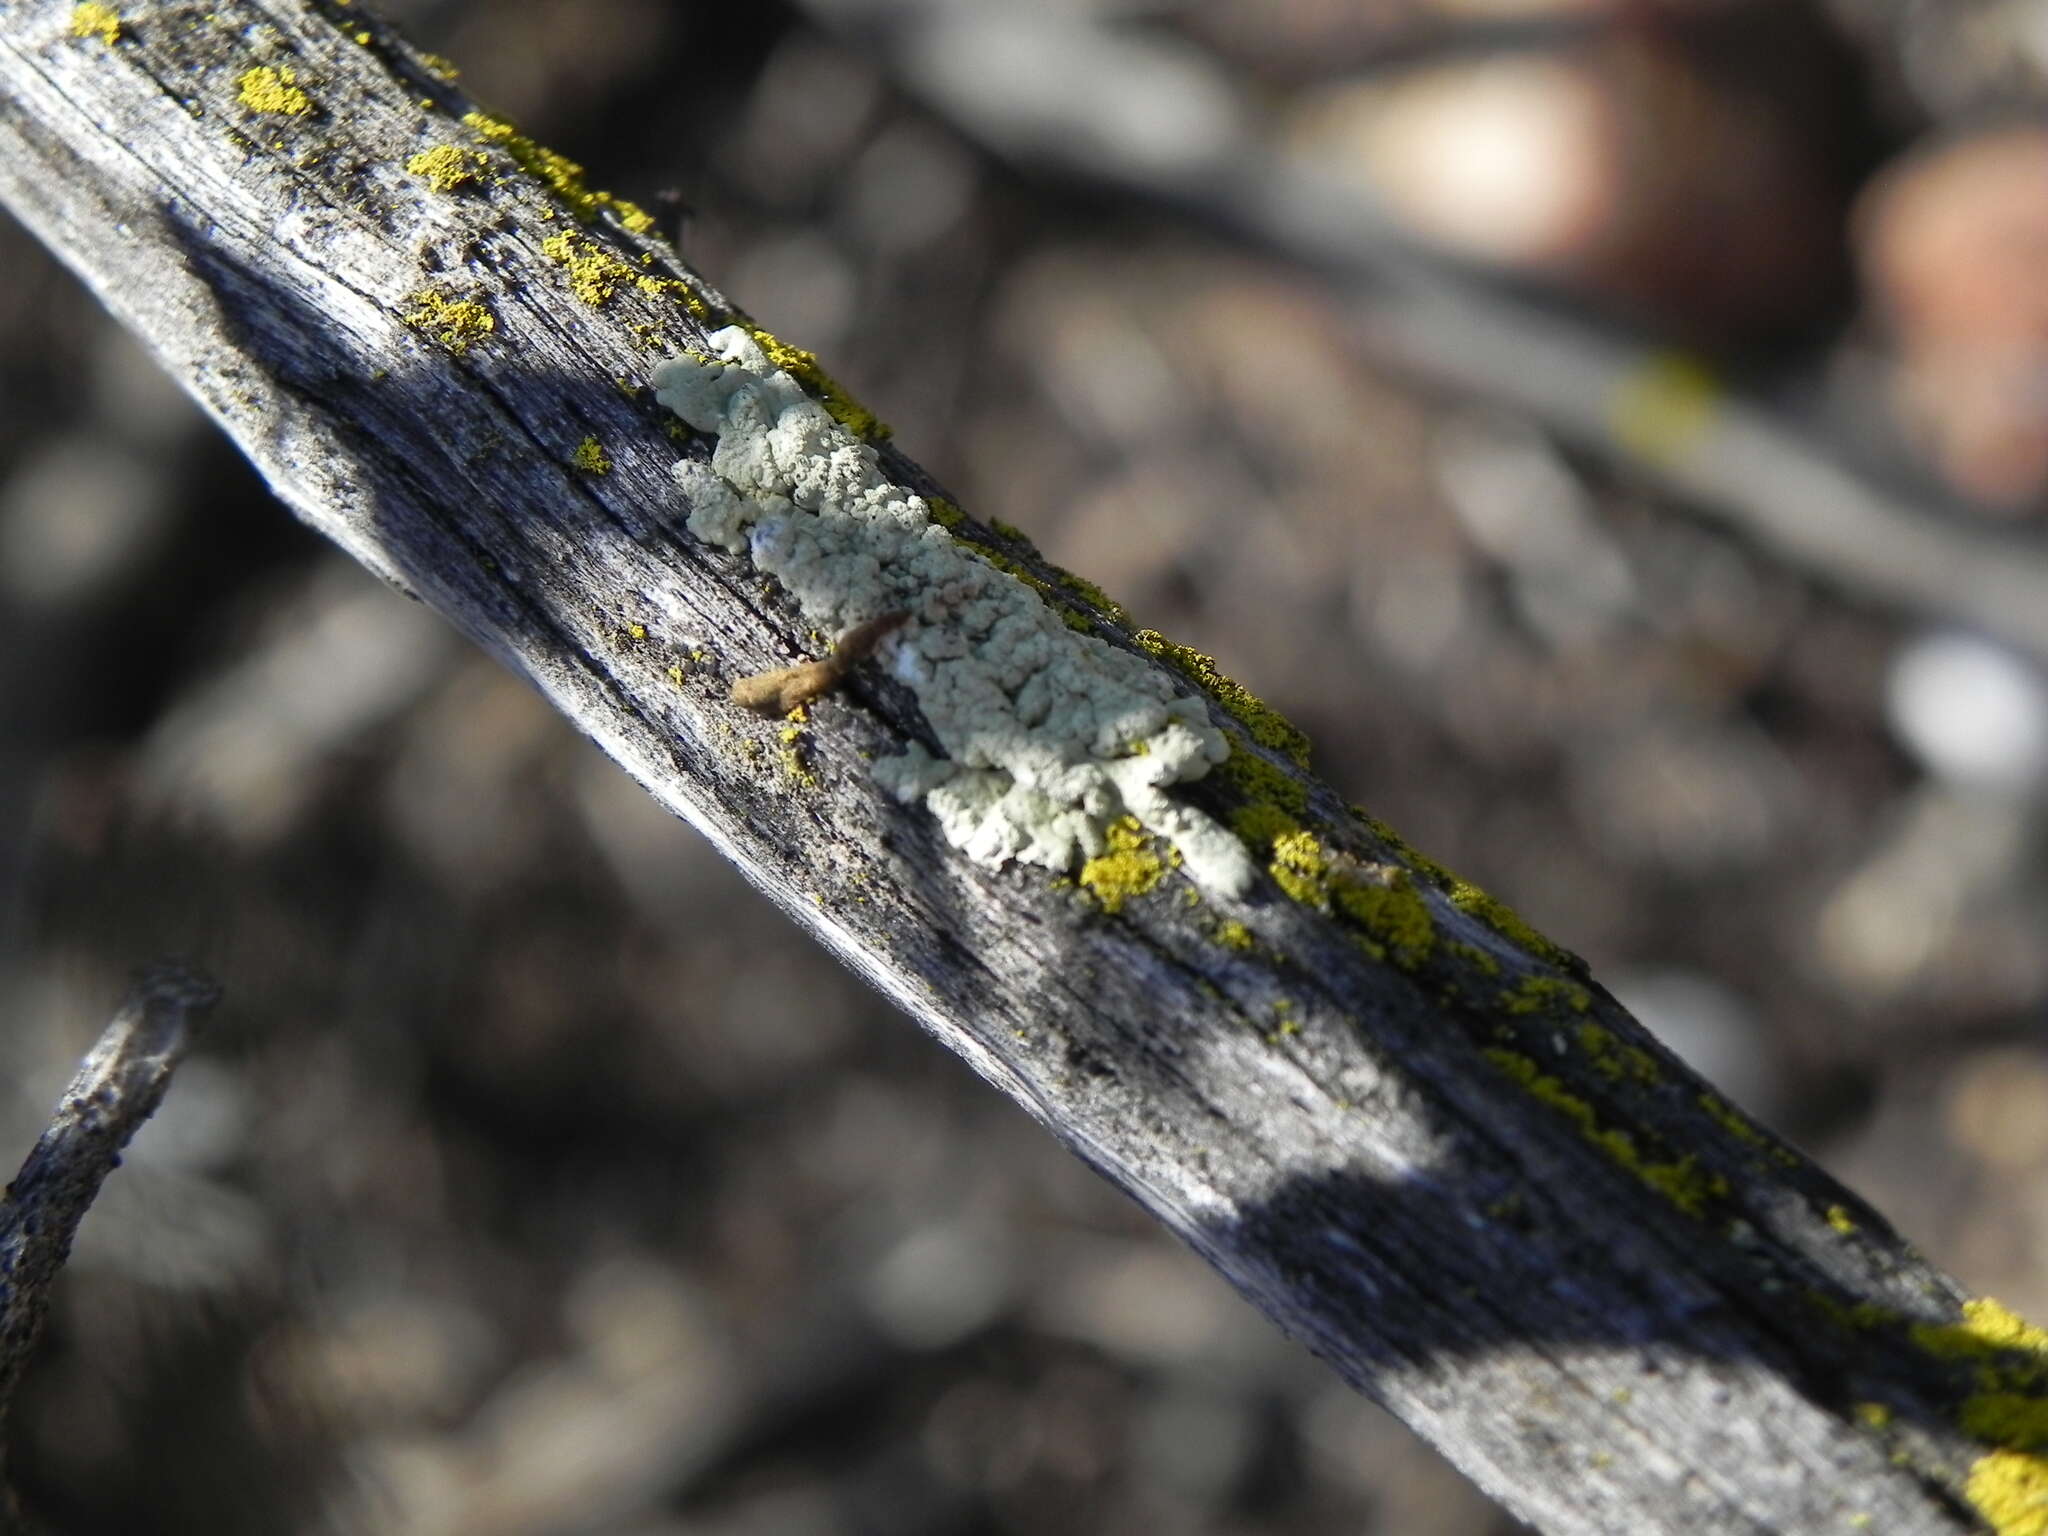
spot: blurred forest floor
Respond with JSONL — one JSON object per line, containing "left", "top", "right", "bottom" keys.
{"left": 6, "top": 1, "right": 2048, "bottom": 1532}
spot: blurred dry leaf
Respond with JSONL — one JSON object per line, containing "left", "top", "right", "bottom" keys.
{"left": 1857, "top": 124, "right": 2048, "bottom": 511}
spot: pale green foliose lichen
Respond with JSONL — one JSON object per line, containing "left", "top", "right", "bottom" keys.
{"left": 651, "top": 327, "right": 1255, "bottom": 898}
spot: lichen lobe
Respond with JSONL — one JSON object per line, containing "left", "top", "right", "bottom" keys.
{"left": 651, "top": 328, "right": 1255, "bottom": 899}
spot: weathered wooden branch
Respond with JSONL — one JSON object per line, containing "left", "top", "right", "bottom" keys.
{"left": 2, "top": 4, "right": 2043, "bottom": 1532}
{"left": 0, "top": 960, "right": 221, "bottom": 1532}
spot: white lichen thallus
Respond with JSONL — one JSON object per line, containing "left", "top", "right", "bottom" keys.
{"left": 652, "top": 329, "right": 1254, "bottom": 897}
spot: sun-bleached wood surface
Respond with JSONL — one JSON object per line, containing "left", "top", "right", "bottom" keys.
{"left": 2, "top": 4, "right": 2043, "bottom": 1532}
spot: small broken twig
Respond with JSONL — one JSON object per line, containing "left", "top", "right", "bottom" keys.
{"left": 730, "top": 611, "right": 909, "bottom": 716}
{"left": 0, "top": 961, "right": 222, "bottom": 1531}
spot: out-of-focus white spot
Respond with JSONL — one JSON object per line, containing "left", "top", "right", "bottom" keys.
{"left": 1887, "top": 629, "right": 2048, "bottom": 791}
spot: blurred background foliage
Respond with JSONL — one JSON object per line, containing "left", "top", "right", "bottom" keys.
{"left": 7, "top": 0, "right": 2048, "bottom": 1530}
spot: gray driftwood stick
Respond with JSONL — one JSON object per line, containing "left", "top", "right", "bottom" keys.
{"left": 1, "top": 5, "right": 2041, "bottom": 1533}
{"left": 0, "top": 961, "right": 221, "bottom": 1530}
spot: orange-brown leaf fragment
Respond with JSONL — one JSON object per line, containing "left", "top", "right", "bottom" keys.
{"left": 731, "top": 612, "right": 908, "bottom": 716}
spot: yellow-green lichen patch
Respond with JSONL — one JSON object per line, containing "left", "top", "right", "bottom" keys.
{"left": 1269, "top": 829, "right": 1329, "bottom": 909}
{"left": 1698, "top": 1092, "right": 1764, "bottom": 1146}
{"left": 1132, "top": 630, "right": 1312, "bottom": 766}
{"left": 1214, "top": 919, "right": 1254, "bottom": 951}
{"left": 1482, "top": 1047, "right": 1729, "bottom": 1216}
{"left": 237, "top": 65, "right": 315, "bottom": 116}
{"left": 1266, "top": 998, "right": 1302, "bottom": 1043}
{"left": 406, "top": 144, "right": 489, "bottom": 193}
{"left": 1825, "top": 1204, "right": 1858, "bottom": 1236}
{"left": 1855, "top": 1402, "right": 1894, "bottom": 1430}
{"left": 1079, "top": 816, "right": 1171, "bottom": 915}
{"left": 572, "top": 436, "right": 612, "bottom": 475}
{"left": 70, "top": 4, "right": 122, "bottom": 44}
{"left": 743, "top": 326, "right": 892, "bottom": 443}
{"left": 1576, "top": 1023, "right": 1657, "bottom": 1085}
{"left": 1261, "top": 824, "right": 1436, "bottom": 968}
{"left": 1215, "top": 741, "right": 1311, "bottom": 850}
{"left": 1917, "top": 1299, "right": 2048, "bottom": 1368}
{"left": 540, "top": 230, "right": 683, "bottom": 308}
{"left": 462, "top": 110, "right": 656, "bottom": 233}
{"left": 417, "top": 51, "right": 459, "bottom": 81}
{"left": 1498, "top": 975, "right": 1593, "bottom": 1016}
{"left": 400, "top": 288, "right": 495, "bottom": 355}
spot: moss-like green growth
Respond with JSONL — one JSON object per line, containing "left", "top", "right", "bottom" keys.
{"left": 1054, "top": 570, "right": 1130, "bottom": 627}
{"left": 1576, "top": 1022, "right": 1658, "bottom": 1083}
{"left": 1214, "top": 741, "right": 1310, "bottom": 851}
{"left": 406, "top": 144, "right": 489, "bottom": 193}
{"left": 461, "top": 110, "right": 656, "bottom": 233}
{"left": 237, "top": 64, "right": 314, "bottom": 116}
{"left": 1351, "top": 811, "right": 1584, "bottom": 975}
{"left": 1697, "top": 1092, "right": 1764, "bottom": 1146}
{"left": 1333, "top": 865, "right": 1435, "bottom": 971}
{"left": 1497, "top": 975, "right": 1593, "bottom": 1016}
{"left": 1448, "top": 880, "right": 1581, "bottom": 973}
{"left": 70, "top": 4, "right": 122, "bottom": 44}
{"left": 1079, "top": 816, "right": 1170, "bottom": 914}
{"left": 1447, "top": 940, "right": 1502, "bottom": 978}
{"left": 401, "top": 288, "right": 494, "bottom": 355}
{"left": 1132, "top": 630, "right": 1312, "bottom": 766}
{"left": 570, "top": 436, "right": 612, "bottom": 475}
{"left": 962, "top": 542, "right": 1097, "bottom": 632}
{"left": 1483, "top": 1047, "right": 1728, "bottom": 1216}
{"left": 1215, "top": 738, "right": 1309, "bottom": 816}
{"left": 925, "top": 495, "right": 966, "bottom": 530}
{"left": 743, "top": 325, "right": 892, "bottom": 443}
{"left": 990, "top": 517, "right": 1033, "bottom": 547}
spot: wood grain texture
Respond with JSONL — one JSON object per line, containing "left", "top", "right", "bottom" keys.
{"left": 0, "top": 4, "right": 2033, "bottom": 1531}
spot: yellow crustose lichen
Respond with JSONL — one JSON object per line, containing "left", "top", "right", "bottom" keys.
{"left": 70, "top": 4, "right": 122, "bottom": 44}
{"left": 406, "top": 144, "right": 489, "bottom": 193}
{"left": 237, "top": 65, "right": 314, "bottom": 116}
